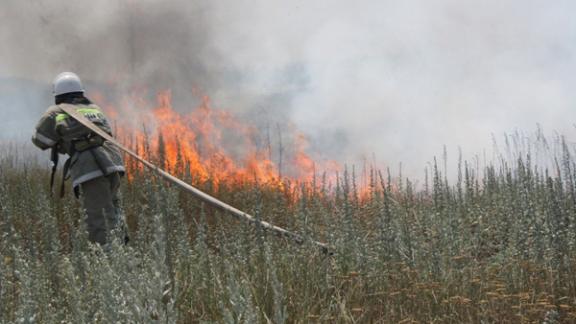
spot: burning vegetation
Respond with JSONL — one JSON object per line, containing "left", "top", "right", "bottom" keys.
{"left": 101, "top": 90, "right": 340, "bottom": 193}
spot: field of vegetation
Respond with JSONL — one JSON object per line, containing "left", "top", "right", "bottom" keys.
{"left": 2, "top": 131, "right": 576, "bottom": 323}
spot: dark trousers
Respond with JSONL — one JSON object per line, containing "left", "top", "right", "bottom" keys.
{"left": 79, "top": 173, "right": 125, "bottom": 245}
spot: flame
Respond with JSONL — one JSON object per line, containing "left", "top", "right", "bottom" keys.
{"left": 102, "top": 90, "right": 340, "bottom": 192}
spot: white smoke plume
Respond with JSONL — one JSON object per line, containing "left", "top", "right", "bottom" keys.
{"left": 1, "top": 0, "right": 575, "bottom": 178}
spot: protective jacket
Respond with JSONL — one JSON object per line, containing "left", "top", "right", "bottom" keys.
{"left": 32, "top": 104, "right": 125, "bottom": 188}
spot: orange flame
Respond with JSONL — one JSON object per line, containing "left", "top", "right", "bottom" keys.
{"left": 102, "top": 90, "right": 340, "bottom": 192}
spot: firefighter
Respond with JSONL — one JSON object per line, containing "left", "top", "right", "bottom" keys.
{"left": 32, "top": 72, "right": 128, "bottom": 248}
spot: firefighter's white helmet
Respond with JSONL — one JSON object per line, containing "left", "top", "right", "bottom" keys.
{"left": 53, "top": 72, "right": 84, "bottom": 96}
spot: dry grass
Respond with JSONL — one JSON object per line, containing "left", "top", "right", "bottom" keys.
{"left": 1, "top": 132, "right": 576, "bottom": 323}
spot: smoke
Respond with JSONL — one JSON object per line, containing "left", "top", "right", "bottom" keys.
{"left": 1, "top": 0, "right": 576, "bottom": 178}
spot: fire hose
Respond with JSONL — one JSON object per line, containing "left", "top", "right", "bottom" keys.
{"left": 60, "top": 104, "right": 331, "bottom": 254}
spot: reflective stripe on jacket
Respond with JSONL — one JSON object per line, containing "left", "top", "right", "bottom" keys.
{"left": 32, "top": 104, "right": 125, "bottom": 188}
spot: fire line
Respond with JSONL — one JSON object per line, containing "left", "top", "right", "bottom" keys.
{"left": 60, "top": 104, "right": 331, "bottom": 254}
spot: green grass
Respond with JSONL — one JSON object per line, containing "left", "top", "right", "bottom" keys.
{"left": 1, "top": 131, "right": 576, "bottom": 323}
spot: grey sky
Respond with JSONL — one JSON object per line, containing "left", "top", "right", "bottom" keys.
{"left": 1, "top": 0, "right": 575, "bottom": 178}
